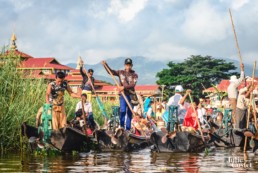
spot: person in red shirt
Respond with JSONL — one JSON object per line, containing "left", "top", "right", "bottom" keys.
{"left": 182, "top": 93, "right": 200, "bottom": 130}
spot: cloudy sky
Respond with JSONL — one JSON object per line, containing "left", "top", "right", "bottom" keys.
{"left": 0, "top": 0, "right": 257, "bottom": 65}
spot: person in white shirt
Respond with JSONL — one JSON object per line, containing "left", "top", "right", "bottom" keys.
{"left": 75, "top": 94, "right": 95, "bottom": 129}
{"left": 235, "top": 85, "right": 252, "bottom": 129}
{"left": 227, "top": 63, "right": 244, "bottom": 124}
{"left": 167, "top": 85, "right": 187, "bottom": 124}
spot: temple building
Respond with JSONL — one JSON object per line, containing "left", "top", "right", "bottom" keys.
{"left": 1, "top": 33, "right": 162, "bottom": 100}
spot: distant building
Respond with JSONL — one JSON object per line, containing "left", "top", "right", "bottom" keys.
{"left": 1, "top": 33, "right": 111, "bottom": 93}
{"left": 203, "top": 77, "right": 258, "bottom": 94}
{"left": 95, "top": 85, "right": 161, "bottom": 102}
{"left": 1, "top": 33, "right": 162, "bottom": 101}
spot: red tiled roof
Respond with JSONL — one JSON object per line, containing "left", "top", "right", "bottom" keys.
{"left": 5, "top": 50, "right": 34, "bottom": 59}
{"left": 203, "top": 78, "right": 258, "bottom": 93}
{"left": 70, "top": 69, "right": 80, "bottom": 73}
{"left": 96, "top": 85, "right": 160, "bottom": 91}
{"left": 20, "top": 58, "right": 73, "bottom": 70}
{"left": 135, "top": 85, "right": 160, "bottom": 91}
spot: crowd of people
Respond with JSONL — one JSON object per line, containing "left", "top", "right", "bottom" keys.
{"left": 36, "top": 58, "right": 258, "bottom": 138}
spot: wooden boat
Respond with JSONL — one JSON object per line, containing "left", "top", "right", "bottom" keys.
{"left": 21, "top": 122, "right": 93, "bottom": 152}
{"left": 150, "top": 131, "right": 207, "bottom": 153}
{"left": 93, "top": 128, "right": 151, "bottom": 152}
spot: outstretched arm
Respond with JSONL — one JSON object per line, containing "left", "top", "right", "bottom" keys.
{"left": 102, "top": 61, "right": 119, "bottom": 76}
{"left": 80, "top": 66, "right": 88, "bottom": 80}
{"left": 66, "top": 84, "right": 81, "bottom": 98}
{"left": 235, "top": 63, "right": 245, "bottom": 87}
{"left": 179, "top": 89, "right": 191, "bottom": 105}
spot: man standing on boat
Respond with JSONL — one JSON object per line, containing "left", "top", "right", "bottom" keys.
{"left": 79, "top": 59, "right": 95, "bottom": 102}
{"left": 102, "top": 58, "right": 138, "bottom": 131}
{"left": 167, "top": 85, "right": 186, "bottom": 125}
{"left": 227, "top": 63, "right": 245, "bottom": 125}
{"left": 46, "top": 72, "right": 81, "bottom": 130}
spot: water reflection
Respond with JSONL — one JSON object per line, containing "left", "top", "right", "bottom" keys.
{"left": 0, "top": 148, "right": 257, "bottom": 172}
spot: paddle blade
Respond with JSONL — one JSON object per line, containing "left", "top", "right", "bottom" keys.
{"left": 244, "top": 131, "right": 254, "bottom": 137}
{"left": 168, "top": 131, "right": 176, "bottom": 139}
{"left": 111, "top": 136, "right": 119, "bottom": 145}
{"left": 161, "top": 134, "right": 168, "bottom": 144}
{"left": 96, "top": 96, "right": 108, "bottom": 120}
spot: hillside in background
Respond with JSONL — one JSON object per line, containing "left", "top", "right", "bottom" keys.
{"left": 67, "top": 56, "right": 167, "bottom": 84}
{"left": 67, "top": 56, "right": 257, "bottom": 85}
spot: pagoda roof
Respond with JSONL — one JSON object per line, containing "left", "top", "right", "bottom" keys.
{"left": 4, "top": 50, "right": 34, "bottom": 59}
{"left": 19, "top": 58, "right": 74, "bottom": 70}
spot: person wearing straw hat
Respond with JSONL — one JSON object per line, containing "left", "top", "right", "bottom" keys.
{"left": 227, "top": 63, "right": 245, "bottom": 124}
{"left": 102, "top": 58, "right": 138, "bottom": 130}
{"left": 79, "top": 59, "right": 95, "bottom": 102}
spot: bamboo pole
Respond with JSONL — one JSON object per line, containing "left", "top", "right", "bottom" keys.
{"left": 229, "top": 8, "right": 243, "bottom": 64}
{"left": 189, "top": 93, "right": 205, "bottom": 142}
{"left": 252, "top": 61, "right": 257, "bottom": 130}
{"left": 229, "top": 8, "right": 246, "bottom": 87}
{"left": 243, "top": 61, "right": 256, "bottom": 152}
{"left": 82, "top": 61, "right": 108, "bottom": 124}
{"left": 81, "top": 99, "right": 88, "bottom": 137}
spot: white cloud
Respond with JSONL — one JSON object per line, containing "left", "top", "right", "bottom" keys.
{"left": 231, "top": 0, "right": 249, "bottom": 10}
{"left": 181, "top": 1, "right": 229, "bottom": 45}
{"left": 107, "top": 0, "right": 148, "bottom": 22}
{"left": 81, "top": 48, "right": 130, "bottom": 64}
{"left": 1, "top": 0, "right": 258, "bottom": 67}
{"left": 9, "top": 0, "right": 34, "bottom": 11}
{"left": 143, "top": 43, "right": 197, "bottom": 61}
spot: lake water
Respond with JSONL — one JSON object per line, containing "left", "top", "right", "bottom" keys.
{"left": 0, "top": 148, "right": 258, "bottom": 172}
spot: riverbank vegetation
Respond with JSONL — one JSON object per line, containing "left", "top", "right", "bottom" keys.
{"left": 0, "top": 53, "right": 117, "bottom": 153}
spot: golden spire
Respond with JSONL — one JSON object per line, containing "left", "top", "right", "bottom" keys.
{"left": 10, "top": 33, "right": 17, "bottom": 50}
{"left": 76, "top": 55, "right": 83, "bottom": 69}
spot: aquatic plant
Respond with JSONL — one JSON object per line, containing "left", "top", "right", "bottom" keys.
{"left": 0, "top": 53, "right": 117, "bottom": 152}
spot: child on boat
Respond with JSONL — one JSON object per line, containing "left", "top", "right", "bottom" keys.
{"left": 74, "top": 94, "right": 96, "bottom": 133}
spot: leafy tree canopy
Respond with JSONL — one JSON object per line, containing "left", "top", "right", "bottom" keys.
{"left": 156, "top": 55, "right": 239, "bottom": 99}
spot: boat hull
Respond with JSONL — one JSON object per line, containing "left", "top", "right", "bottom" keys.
{"left": 150, "top": 131, "right": 206, "bottom": 153}
{"left": 21, "top": 122, "right": 90, "bottom": 152}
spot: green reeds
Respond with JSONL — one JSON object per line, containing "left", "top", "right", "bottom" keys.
{"left": 0, "top": 53, "right": 118, "bottom": 152}
{"left": 0, "top": 55, "right": 46, "bottom": 152}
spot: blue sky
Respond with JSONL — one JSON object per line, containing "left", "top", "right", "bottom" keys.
{"left": 0, "top": 0, "right": 257, "bottom": 65}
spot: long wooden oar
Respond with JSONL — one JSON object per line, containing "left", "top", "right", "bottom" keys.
{"left": 252, "top": 61, "right": 257, "bottom": 131}
{"left": 82, "top": 61, "right": 108, "bottom": 121}
{"left": 244, "top": 61, "right": 256, "bottom": 152}
{"left": 229, "top": 8, "right": 247, "bottom": 126}
{"left": 189, "top": 93, "right": 205, "bottom": 142}
{"left": 229, "top": 8, "right": 243, "bottom": 64}
{"left": 81, "top": 99, "right": 88, "bottom": 137}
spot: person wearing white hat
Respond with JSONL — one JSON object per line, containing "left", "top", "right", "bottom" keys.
{"left": 167, "top": 85, "right": 188, "bottom": 124}
{"left": 167, "top": 85, "right": 184, "bottom": 107}
{"left": 227, "top": 63, "right": 245, "bottom": 125}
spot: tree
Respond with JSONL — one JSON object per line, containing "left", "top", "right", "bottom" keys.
{"left": 156, "top": 55, "right": 239, "bottom": 98}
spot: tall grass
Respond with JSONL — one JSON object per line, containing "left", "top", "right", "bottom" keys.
{"left": 0, "top": 54, "right": 118, "bottom": 152}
